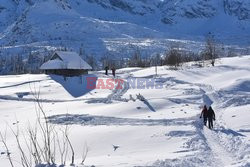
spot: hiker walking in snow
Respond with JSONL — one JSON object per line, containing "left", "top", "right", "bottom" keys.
{"left": 105, "top": 66, "right": 109, "bottom": 75}
{"left": 112, "top": 67, "right": 116, "bottom": 77}
{"left": 200, "top": 105, "right": 208, "bottom": 126}
{"left": 207, "top": 106, "right": 216, "bottom": 129}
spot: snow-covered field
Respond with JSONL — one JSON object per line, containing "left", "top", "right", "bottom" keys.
{"left": 0, "top": 56, "right": 250, "bottom": 167}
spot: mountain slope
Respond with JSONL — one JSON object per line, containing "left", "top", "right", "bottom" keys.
{"left": 0, "top": 0, "right": 250, "bottom": 57}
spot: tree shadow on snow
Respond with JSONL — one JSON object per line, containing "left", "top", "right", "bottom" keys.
{"left": 49, "top": 74, "right": 97, "bottom": 98}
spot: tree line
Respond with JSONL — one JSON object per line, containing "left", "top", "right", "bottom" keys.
{"left": 0, "top": 34, "right": 246, "bottom": 75}
{"left": 101, "top": 33, "right": 227, "bottom": 70}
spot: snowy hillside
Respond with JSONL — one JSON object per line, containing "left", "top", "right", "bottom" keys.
{"left": 0, "top": 0, "right": 250, "bottom": 58}
{"left": 0, "top": 55, "right": 250, "bottom": 167}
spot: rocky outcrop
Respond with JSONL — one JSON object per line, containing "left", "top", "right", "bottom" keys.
{"left": 224, "top": 0, "right": 250, "bottom": 20}
{"left": 0, "top": 0, "right": 250, "bottom": 55}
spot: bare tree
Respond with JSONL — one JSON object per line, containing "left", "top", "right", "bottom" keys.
{"left": 202, "top": 32, "right": 218, "bottom": 66}
{"left": 227, "top": 47, "right": 238, "bottom": 57}
{"left": 81, "top": 143, "right": 88, "bottom": 165}
{"left": 79, "top": 43, "right": 86, "bottom": 60}
{"left": 1, "top": 84, "right": 85, "bottom": 167}
{"left": 164, "top": 46, "right": 182, "bottom": 69}
{"left": 0, "top": 130, "right": 15, "bottom": 167}
{"left": 129, "top": 48, "right": 143, "bottom": 67}
{"left": 101, "top": 52, "right": 113, "bottom": 69}
{"left": 86, "top": 54, "right": 97, "bottom": 70}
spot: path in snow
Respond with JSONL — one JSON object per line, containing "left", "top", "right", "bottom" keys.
{"left": 85, "top": 76, "right": 130, "bottom": 104}
{"left": 0, "top": 94, "right": 88, "bottom": 103}
{"left": 47, "top": 114, "right": 194, "bottom": 126}
{"left": 199, "top": 84, "right": 238, "bottom": 166}
{"left": 0, "top": 79, "right": 46, "bottom": 89}
{"left": 152, "top": 81, "right": 244, "bottom": 167}
{"left": 203, "top": 127, "right": 234, "bottom": 166}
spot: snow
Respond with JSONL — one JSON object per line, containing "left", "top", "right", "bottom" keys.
{"left": 0, "top": 56, "right": 250, "bottom": 166}
{"left": 40, "top": 59, "right": 66, "bottom": 69}
{"left": 1, "top": 0, "right": 250, "bottom": 60}
{"left": 40, "top": 51, "right": 92, "bottom": 70}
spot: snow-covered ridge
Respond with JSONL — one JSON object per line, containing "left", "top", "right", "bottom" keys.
{"left": 0, "top": 0, "right": 250, "bottom": 59}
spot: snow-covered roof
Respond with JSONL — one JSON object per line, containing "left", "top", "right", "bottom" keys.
{"left": 40, "top": 51, "right": 92, "bottom": 70}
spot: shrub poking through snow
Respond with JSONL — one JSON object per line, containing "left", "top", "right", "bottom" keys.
{"left": 0, "top": 87, "right": 88, "bottom": 167}
{"left": 136, "top": 93, "right": 145, "bottom": 101}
